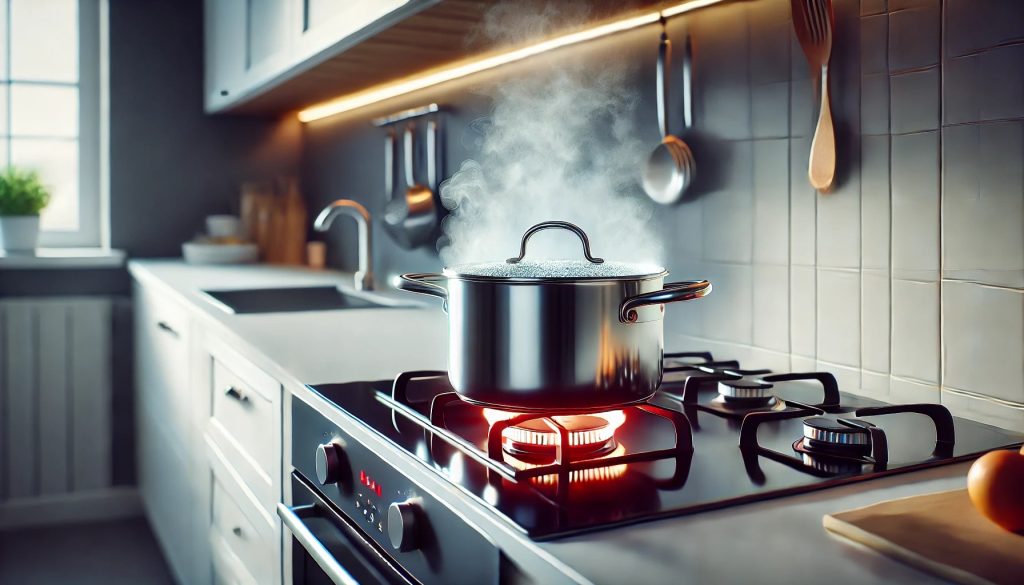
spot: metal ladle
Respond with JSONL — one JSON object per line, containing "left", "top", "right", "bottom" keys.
{"left": 642, "top": 28, "right": 696, "bottom": 205}
{"left": 384, "top": 122, "right": 438, "bottom": 248}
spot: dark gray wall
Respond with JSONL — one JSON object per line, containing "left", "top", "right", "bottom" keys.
{"left": 109, "top": 0, "right": 301, "bottom": 258}
{"left": 301, "top": 0, "right": 1024, "bottom": 420}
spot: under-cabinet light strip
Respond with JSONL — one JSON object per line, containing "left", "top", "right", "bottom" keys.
{"left": 297, "top": 0, "right": 726, "bottom": 123}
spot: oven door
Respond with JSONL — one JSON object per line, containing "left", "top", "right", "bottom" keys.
{"left": 281, "top": 474, "right": 412, "bottom": 585}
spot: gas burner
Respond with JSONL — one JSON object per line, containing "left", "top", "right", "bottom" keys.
{"left": 482, "top": 409, "right": 626, "bottom": 463}
{"left": 797, "top": 417, "right": 873, "bottom": 457}
{"left": 665, "top": 360, "right": 842, "bottom": 418}
{"left": 739, "top": 403, "right": 959, "bottom": 477}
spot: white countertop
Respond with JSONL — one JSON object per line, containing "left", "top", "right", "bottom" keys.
{"left": 128, "top": 259, "right": 449, "bottom": 387}
{"left": 543, "top": 463, "right": 968, "bottom": 585}
{"left": 129, "top": 259, "right": 973, "bottom": 585}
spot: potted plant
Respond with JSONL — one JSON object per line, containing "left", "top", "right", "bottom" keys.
{"left": 0, "top": 167, "right": 51, "bottom": 252}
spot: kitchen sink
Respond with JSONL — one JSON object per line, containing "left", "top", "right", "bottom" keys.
{"left": 200, "top": 286, "right": 399, "bottom": 314}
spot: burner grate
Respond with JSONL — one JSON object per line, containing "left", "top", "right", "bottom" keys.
{"left": 382, "top": 371, "right": 694, "bottom": 501}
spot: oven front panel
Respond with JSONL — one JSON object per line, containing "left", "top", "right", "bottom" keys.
{"left": 292, "top": 396, "right": 500, "bottom": 585}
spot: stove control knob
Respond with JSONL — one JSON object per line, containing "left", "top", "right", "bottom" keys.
{"left": 315, "top": 442, "right": 345, "bottom": 485}
{"left": 387, "top": 500, "right": 421, "bottom": 552}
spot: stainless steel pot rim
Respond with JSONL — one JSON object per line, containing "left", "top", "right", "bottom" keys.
{"left": 440, "top": 264, "right": 669, "bottom": 283}
{"left": 457, "top": 392, "right": 659, "bottom": 414}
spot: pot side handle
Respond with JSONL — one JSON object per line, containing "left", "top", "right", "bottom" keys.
{"left": 619, "top": 280, "right": 711, "bottom": 323}
{"left": 398, "top": 273, "right": 449, "bottom": 310}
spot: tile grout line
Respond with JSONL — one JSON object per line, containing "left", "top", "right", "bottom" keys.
{"left": 937, "top": 0, "right": 946, "bottom": 400}
{"left": 886, "top": 0, "right": 894, "bottom": 397}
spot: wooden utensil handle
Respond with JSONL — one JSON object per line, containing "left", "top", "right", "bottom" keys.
{"left": 809, "top": 66, "right": 836, "bottom": 192}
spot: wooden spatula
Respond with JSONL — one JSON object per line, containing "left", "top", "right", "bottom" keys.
{"left": 792, "top": 0, "right": 836, "bottom": 192}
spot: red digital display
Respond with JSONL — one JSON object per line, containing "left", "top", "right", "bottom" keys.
{"left": 359, "top": 470, "right": 383, "bottom": 497}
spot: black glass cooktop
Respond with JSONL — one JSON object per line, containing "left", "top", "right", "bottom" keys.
{"left": 307, "top": 361, "right": 1023, "bottom": 540}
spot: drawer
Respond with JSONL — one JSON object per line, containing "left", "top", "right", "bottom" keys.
{"left": 134, "top": 282, "right": 192, "bottom": 443}
{"left": 212, "top": 477, "right": 272, "bottom": 583}
{"left": 211, "top": 530, "right": 257, "bottom": 585}
{"left": 207, "top": 434, "right": 278, "bottom": 585}
{"left": 211, "top": 356, "right": 278, "bottom": 478}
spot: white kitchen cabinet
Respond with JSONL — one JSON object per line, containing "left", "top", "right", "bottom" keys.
{"left": 134, "top": 281, "right": 204, "bottom": 585}
{"left": 134, "top": 277, "right": 284, "bottom": 585}
{"left": 290, "top": 0, "right": 409, "bottom": 65}
{"left": 204, "top": 0, "right": 294, "bottom": 112}
{"left": 204, "top": 0, "right": 295, "bottom": 112}
{"left": 204, "top": 0, "right": 247, "bottom": 111}
{"left": 203, "top": 0, "right": 419, "bottom": 113}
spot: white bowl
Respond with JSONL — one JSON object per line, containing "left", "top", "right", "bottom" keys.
{"left": 182, "top": 242, "right": 259, "bottom": 265}
{"left": 206, "top": 215, "right": 241, "bottom": 238}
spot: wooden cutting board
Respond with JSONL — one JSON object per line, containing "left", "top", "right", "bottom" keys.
{"left": 824, "top": 489, "right": 1024, "bottom": 585}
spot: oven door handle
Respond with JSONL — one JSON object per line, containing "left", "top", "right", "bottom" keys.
{"left": 277, "top": 503, "right": 361, "bottom": 585}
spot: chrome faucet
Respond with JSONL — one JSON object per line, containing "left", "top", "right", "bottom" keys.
{"left": 314, "top": 199, "right": 374, "bottom": 291}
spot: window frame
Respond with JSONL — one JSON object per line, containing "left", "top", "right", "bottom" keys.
{"left": 3, "top": 0, "right": 106, "bottom": 248}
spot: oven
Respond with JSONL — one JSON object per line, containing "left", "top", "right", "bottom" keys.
{"left": 284, "top": 394, "right": 501, "bottom": 585}
{"left": 280, "top": 474, "right": 412, "bottom": 585}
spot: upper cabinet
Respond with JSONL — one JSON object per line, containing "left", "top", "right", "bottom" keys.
{"left": 204, "top": 0, "right": 677, "bottom": 116}
{"left": 204, "top": 0, "right": 432, "bottom": 114}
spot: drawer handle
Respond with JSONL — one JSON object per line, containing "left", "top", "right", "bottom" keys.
{"left": 156, "top": 321, "right": 179, "bottom": 337}
{"left": 224, "top": 386, "right": 249, "bottom": 403}
{"left": 232, "top": 526, "right": 243, "bottom": 537}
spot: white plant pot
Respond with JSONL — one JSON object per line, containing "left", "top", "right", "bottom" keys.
{"left": 0, "top": 215, "right": 41, "bottom": 252}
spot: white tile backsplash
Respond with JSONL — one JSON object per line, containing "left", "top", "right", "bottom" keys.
{"left": 942, "top": 121, "right": 1024, "bottom": 288}
{"left": 859, "top": 370, "right": 892, "bottom": 401}
{"left": 653, "top": 1, "right": 1024, "bottom": 429}
{"left": 752, "top": 139, "right": 790, "bottom": 265}
{"left": 753, "top": 264, "right": 789, "bottom": 352}
{"left": 891, "top": 279, "right": 940, "bottom": 383}
{"left": 943, "top": 281, "right": 1024, "bottom": 403}
{"left": 889, "top": 3, "right": 941, "bottom": 72}
{"left": 891, "top": 376, "right": 940, "bottom": 403}
{"left": 944, "top": 44, "right": 1024, "bottom": 125}
{"left": 703, "top": 142, "right": 754, "bottom": 264}
{"left": 817, "top": 189, "right": 861, "bottom": 269}
{"left": 891, "top": 131, "right": 940, "bottom": 280}
{"left": 861, "top": 269, "right": 891, "bottom": 373}
{"left": 790, "top": 265, "right": 816, "bottom": 357}
{"left": 889, "top": 67, "right": 940, "bottom": 134}
{"left": 942, "top": 389, "right": 1024, "bottom": 432}
{"left": 861, "top": 135, "right": 891, "bottom": 270}
{"left": 790, "top": 138, "right": 816, "bottom": 266}
{"left": 700, "top": 262, "right": 753, "bottom": 344}
{"left": 817, "top": 269, "right": 861, "bottom": 366}
{"left": 944, "top": 0, "right": 1024, "bottom": 58}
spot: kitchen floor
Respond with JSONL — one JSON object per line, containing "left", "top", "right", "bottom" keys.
{"left": 0, "top": 518, "right": 174, "bottom": 584}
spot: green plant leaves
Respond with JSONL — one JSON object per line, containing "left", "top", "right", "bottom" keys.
{"left": 0, "top": 167, "right": 51, "bottom": 216}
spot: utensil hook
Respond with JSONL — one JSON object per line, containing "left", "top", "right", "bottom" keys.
{"left": 384, "top": 127, "right": 396, "bottom": 201}
{"left": 681, "top": 29, "right": 693, "bottom": 131}
{"left": 506, "top": 221, "right": 605, "bottom": 265}
{"left": 656, "top": 22, "right": 671, "bottom": 139}
{"left": 403, "top": 124, "right": 417, "bottom": 188}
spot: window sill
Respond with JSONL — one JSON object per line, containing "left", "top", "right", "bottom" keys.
{"left": 0, "top": 248, "right": 126, "bottom": 269}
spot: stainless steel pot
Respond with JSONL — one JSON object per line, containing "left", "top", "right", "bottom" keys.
{"left": 399, "top": 221, "right": 710, "bottom": 413}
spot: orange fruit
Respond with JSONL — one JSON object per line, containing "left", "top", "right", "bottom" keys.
{"left": 967, "top": 449, "right": 1024, "bottom": 533}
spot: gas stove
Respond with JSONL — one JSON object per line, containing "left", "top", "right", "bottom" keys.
{"left": 286, "top": 352, "right": 1023, "bottom": 584}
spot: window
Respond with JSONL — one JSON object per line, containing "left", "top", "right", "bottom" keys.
{"left": 1, "top": 0, "right": 103, "bottom": 247}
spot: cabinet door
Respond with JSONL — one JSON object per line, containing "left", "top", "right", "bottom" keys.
{"left": 134, "top": 282, "right": 191, "bottom": 445}
{"left": 204, "top": 0, "right": 247, "bottom": 110}
{"left": 246, "top": 0, "right": 292, "bottom": 78}
{"left": 292, "top": 0, "right": 411, "bottom": 66}
{"left": 138, "top": 404, "right": 195, "bottom": 585}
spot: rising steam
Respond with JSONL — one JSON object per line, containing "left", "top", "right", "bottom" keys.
{"left": 438, "top": 2, "right": 663, "bottom": 267}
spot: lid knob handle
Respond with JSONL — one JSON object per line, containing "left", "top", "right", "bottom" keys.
{"left": 506, "top": 221, "right": 605, "bottom": 265}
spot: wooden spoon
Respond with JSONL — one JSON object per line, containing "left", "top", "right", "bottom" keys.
{"left": 792, "top": 0, "right": 836, "bottom": 192}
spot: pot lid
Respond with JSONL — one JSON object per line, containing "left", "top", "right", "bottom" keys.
{"left": 446, "top": 221, "right": 665, "bottom": 281}
{"left": 449, "top": 259, "right": 665, "bottom": 280}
